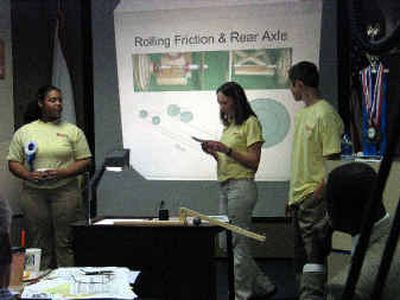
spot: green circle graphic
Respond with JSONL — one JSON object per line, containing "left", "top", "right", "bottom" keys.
{"left": 167, "top": 104, "right": 181, "bottom": 117}
{"left": 250, "top": 98, "right": 290, "bottom": 148}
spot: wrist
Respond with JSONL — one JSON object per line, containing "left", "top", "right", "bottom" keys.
{"left": 57, "top": 169, "right": 68, "bottom": 179}
{"left": 24, "top": 171, "right": 34, "bottom": 181}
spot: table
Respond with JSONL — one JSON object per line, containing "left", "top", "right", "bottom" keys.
{"left": 71, "top": 218, "right": 233, "bottom": 300}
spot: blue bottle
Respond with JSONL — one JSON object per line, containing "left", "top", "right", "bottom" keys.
{"left": 341, "top": 134, "right": 353, "bottom": 159}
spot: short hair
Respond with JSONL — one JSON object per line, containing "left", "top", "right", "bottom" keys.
{"left": 24, "top": 100, "right": 41, "bottom": 123}
{"left": 216, "top": 81, "right": 256, "bottom": 125}
{"left": 288, "top": 61, "right": 319, "bottom": 88}
{"left": 325, "top": 162, "right": 382, "bottom": 231}
{"left": 36, "top": 85, "right": 61, "bottom": 102}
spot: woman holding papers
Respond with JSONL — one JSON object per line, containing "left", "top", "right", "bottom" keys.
{"left": 201, "top": 81, "right": 277, "bottom": 300}
{"left": 7, "top": 85, "right": 92, "bottom": 269}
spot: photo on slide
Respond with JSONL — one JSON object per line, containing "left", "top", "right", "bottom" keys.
{"left": 132, "top": 48, "right": 292, "bottom": 92}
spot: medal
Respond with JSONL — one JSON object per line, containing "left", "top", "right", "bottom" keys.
{"left": 367, "top": 126, "right": 376, "bottom": 141}
{"left": 361, "top": 63, "right": 384, "bottom": 144}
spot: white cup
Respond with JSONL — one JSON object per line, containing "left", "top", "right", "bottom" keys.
{"left": 25, "top": 248, "right": 42, "bottom": 276}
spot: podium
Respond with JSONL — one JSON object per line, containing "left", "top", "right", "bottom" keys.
{"left": 71, "top": 218, "right": 224, "bottom": 300}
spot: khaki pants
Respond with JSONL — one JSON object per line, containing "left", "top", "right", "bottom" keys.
{"left": 21, "top": 180, "right": 83, "bottom": 269}
{"left": 220, "top": 179, "right": 274, "bottom": 300}
{"left": 291, "top": 193, "right": 327, "bottom": 299}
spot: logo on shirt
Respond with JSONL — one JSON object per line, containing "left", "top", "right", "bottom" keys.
{"left": 56, "top": 133, "right": 68, "bottom": 138}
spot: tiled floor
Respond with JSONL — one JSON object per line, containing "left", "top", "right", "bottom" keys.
{"left": 216, "top": 258, "right": 298, "bottom": 300}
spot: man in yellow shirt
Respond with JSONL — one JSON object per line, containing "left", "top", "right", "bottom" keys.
{"left": 287, "top": 61, "right": 344, "bottom": 299}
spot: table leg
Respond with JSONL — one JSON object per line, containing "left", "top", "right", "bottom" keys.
{"left": 226, "top": 230, "right": 235, "bottom": 300}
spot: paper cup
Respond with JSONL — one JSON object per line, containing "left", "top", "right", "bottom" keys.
{"left": 24, "top": 248, "right": 41, "bottom": 276}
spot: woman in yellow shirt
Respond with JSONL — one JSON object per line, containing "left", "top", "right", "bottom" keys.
{"left": 201, "top": 81, "right": 277, "bottom": 300}
{"left": 7, "top": 85, "right": 92, "bottom": 269}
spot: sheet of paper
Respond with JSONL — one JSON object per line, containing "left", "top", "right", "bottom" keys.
{"left": 94, "top": 218, "right": 147, "bottom": 225}
{"left": 191, "top": 136, "right": 208, "bottom": 143}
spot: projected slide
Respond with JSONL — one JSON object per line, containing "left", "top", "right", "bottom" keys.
{"left": 114, "top": 0, "right": 321, "bottom": 181}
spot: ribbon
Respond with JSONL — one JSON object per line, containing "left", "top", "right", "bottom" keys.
{"left": 24, "top": 141, "right": 37, "bottom": 172}
{"left": 361, "top": 63, "right": 384, "bottom": 129}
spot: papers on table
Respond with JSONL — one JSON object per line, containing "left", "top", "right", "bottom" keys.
{"left": 21, "top": 267, "right": 139, "bottom": 299}
{"left": 94, "top": 218, "right": 144, "bottom": 225}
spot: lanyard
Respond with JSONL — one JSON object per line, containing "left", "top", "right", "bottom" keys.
{"left": 361, "top": 63, "right": 384, "bottom": 128}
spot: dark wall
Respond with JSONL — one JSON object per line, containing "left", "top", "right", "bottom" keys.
{"left": 319, "top": 0, "right": 338, "bottom": 109}
{"left": 11, "top": 0, "right": 91, "bottom": 137}
{"left": 337, "top": 0, "right": 400, "bottom": 154}
{"left": 11, "top": 0, "right": 53, "bottom": 127}
{"left": 91, "top": 0, "right": 122, "bottom": 166}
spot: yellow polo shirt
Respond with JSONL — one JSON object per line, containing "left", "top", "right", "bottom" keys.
{"left": 7, "top": 120, "right": 92, "bottom": 189}
{"left": 217, "top": 116, "right": 264, "bottom": 182}
{"left": 289, "top": 100, "right": 344, "bottom": 205}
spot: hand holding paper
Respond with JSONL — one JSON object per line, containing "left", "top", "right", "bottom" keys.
{"left": 203, "top": 140, "right": 229, "bottom": 153}
{"left": 192, "top": 136, "right": 215, "bottom": 155}
{"left": 193, "top": 136, "right": 230, "bottom": 156}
